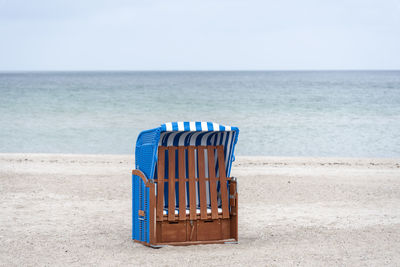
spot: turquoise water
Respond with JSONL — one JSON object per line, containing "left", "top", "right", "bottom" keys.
{"left": 0, "top": 71, "right": 399, "bottom": 157}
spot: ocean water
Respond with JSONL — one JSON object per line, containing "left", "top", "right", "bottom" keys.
{"left": 0, "top": 71, "right": 399, "bottom": 157}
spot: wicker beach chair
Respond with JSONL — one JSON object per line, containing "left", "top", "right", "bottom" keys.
{"left": 132, "top": 122, "right": 239, "bottom": 247}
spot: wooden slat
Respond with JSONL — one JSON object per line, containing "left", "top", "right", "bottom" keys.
{"left": 217, "top": 145, "right": 230, "bottom": 219}
{"left": 149, "top": 183, "right": 156, "bottom": 244}
{"left": 197, "top": 147, "right": 208, "bottom": 220}
{"left": 207, "top": 146, "right": 219, "bottom": 219}
{"left": 168, "top": 147, "right": 176, "bottom": 221}
{"left": 229, "top": 179, "right": 238, "bottom": 240}
{"left": 178, "top": 147, "right": 186, "bottom": 221}
{"left": 187, "top": 146, "right": 196, "bottom": 220}
{"left": 156, "top": 147, "right": 165, "bottom": 221}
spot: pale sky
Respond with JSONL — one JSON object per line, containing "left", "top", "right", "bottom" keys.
{"left": 1, "top": 0, "right": 400, "bottom": 71}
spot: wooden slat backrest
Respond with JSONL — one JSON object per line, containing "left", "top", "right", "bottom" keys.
{"left": 216, "top": 145, "right": 230, "bottom": 218}
{"left": 187, "top": 146, "right": 197, "bottom": 220}
{"left": 197, "top": 147, "right": 208, "bottom": 220}
{"left": 156, "top": 145, "right": 230, "bottom": 221}
{"left": 178, "top": 147, "right": 186, "bottom": 221}
{"left": 207, "top": 146, "right": 219, "bottom": 219}
{"left": 156, "top": 147, "right": 165, "bottom": 221}
{"left": 168, "top": 147, "right": 176, "bottom": 221}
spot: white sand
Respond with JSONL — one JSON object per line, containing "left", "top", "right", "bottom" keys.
{"left": 1, "top": 154, "right": 399, "bottom": 266}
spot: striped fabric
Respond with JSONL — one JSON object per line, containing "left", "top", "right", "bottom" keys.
{"left": 158, "top": 122, "right": 238, "bottom": 177}
{"left": 161, "top": 122, "right": 232, "bottom": 132}
{"left": 155, "top": 122, "right": 239, "bottom": 210}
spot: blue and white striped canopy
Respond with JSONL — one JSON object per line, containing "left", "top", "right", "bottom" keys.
{"left": 135, "top": 121, "right": 239, "bottom": 178}
{"left": 161, "top": 122, "right": 233, "bottom": 132}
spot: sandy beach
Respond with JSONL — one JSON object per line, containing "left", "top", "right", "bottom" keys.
{"left": 0, "top": 154, "right": 399, "bottom": 266}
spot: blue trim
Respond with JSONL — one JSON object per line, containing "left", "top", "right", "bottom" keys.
{"left": 195, "top": 122, "right": 202, "bottom": 131}
{"left": 207, "top": 122, "right": 213, "bottom": 131}
{"left": 184, "top": 122, "right": 190, "bottom": 131}
{"left": 172, "top": 122, "right": 178, "bottom": 131}
{"left": 132, "top": 174, "right": 136, "bottom": 240}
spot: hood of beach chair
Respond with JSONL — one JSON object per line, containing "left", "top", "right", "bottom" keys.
{"left": 135, "top": 122, "right": 239, "bottom": 180}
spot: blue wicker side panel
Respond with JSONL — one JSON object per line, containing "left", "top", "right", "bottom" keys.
{"left": 133, "top": 128, "right": 159, "bottom": 244}
{"left": 132, "top": 174, "right": 150, "bottom": 243}
{"left": 135, "top": 128, "right": 160, "bottom": 180}
{"left": 132, "top": 174, "right": 138, "bottom": 240}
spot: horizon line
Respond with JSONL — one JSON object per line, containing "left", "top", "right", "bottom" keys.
{"left": 1, "top": 69, "right": 400, "bottom": 73}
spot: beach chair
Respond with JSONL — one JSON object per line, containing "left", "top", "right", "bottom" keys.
{"left": 132, "top": 122, "right": 239, "bottom": 247}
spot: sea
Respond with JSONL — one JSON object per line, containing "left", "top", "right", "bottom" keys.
{"left": 0, "top": 71, "right": 399, "bottom": 157}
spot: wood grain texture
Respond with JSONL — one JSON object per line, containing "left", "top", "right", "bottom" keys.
{"left": 217, "top": 145, "right": 230, "bottom": 219}
{"left": 197, "top": 147, "right": 208, "bottom": 220}
{"left": 168, "top": 147, "right": 176, "bottom": 221}
{"left": 156, "top": 147, "right": 165, "bottom": 221}
{"left": 178, "top": 147, "right": 186, "bottom": 221}
{"left": 207, "top": 146, "right": 219, "bottom": 219}
{"left": 187, "top": 146, "right": 196, "bottom": 220}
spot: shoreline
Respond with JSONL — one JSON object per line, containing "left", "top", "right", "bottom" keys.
{"left": 1, "top": 152, "right": 399, "bottom": 165}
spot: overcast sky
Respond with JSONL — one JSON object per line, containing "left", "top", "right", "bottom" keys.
{"left": 1, "top": 0, "right": 400, "bottom": 71}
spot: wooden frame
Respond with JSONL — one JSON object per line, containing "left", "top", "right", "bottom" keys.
{"left": 133, "top": 145, "right": 238, "bottom": 247}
